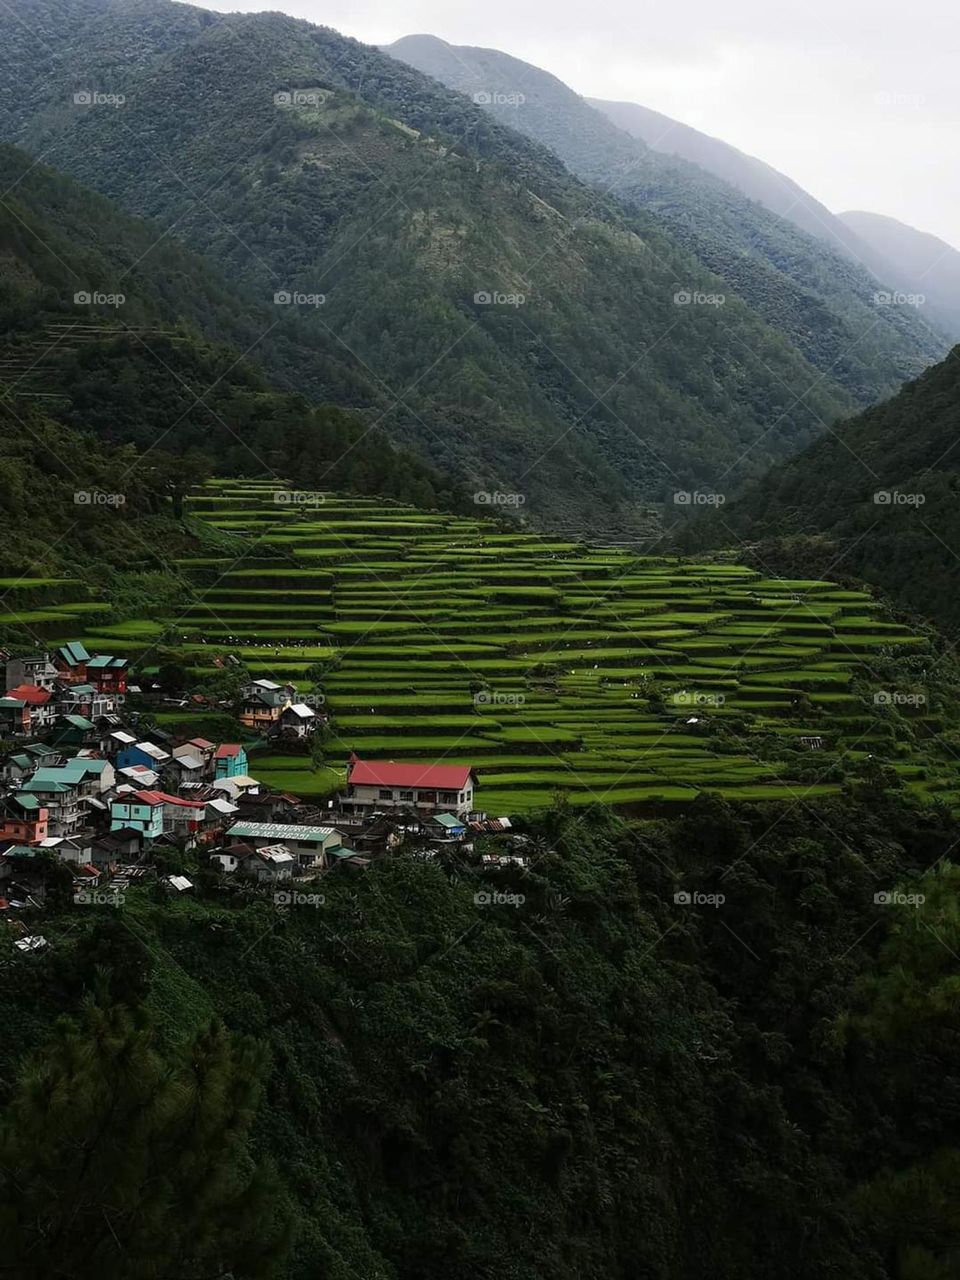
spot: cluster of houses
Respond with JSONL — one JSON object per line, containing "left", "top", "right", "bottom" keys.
{"left": 0, "top": 645, "right": 519, "bottom": 923}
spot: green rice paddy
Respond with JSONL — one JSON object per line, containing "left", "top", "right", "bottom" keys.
{"left": 71, "top": 479, "right": 956, "bottom": 814}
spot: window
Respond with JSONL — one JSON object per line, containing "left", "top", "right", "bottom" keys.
{"left": 441, "top": 791, "right": 457, "bottom": 804}
{"left": 400, "top": 790, "right": 414, "bottom": 801}
{"left": 378, "top": 789, "right": 393, "bottom": 800}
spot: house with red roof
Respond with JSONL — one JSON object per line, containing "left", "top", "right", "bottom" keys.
{"left": 109, "top": 790, "right": 165, "bottom": 840}
{"left": 344, "top": 756, "right": 476, "bottom": 817}
{"left": 5, "top": 683, "right": 56, "bottom": 730}
{"left": 214, "top": 743, "right": 248, "bottom": 780}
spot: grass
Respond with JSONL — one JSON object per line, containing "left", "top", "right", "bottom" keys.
{"left": 70, "top": 480, "right": 951, "bottom": 814}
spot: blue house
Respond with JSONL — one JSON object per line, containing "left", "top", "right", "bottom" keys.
{"left": 214, "top": 743, "right": 248, "bottom": 779}
{"left": 115, "top": 740, "right": 170, "bottom": 772}
{"left": 110, "top": 790, "right": 164, "bottom": 839}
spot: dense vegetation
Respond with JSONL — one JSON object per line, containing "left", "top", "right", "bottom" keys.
{"left": 839, "top": 210, "right": 960, "bottom": 339}
{"left": 719, "top": 346, "right": 960, "bottom": 634}
{"left": 0, "top": 0, "right": 939, "bottom": 527}
{"left": 2, "top": 795, "right": 960, "bottom": 1277}
{"left": 387, "top": 34, "right": 947, "bottom": 398}
{"left": 0, "top": 146, "right": 467, "bottom": 515}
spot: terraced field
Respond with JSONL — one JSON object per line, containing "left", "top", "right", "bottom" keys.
{"left": 75, "top": 479, "right": 955, "bottom": 813}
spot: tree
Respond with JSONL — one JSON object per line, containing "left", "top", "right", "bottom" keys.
{"left": 0, "top": 1003, "right": 293, "bottom": 1280}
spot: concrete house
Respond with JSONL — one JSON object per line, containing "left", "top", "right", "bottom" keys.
{"left": 0, "top": 794, "right": 48, "bottom": 845}
{"left": 6, "top": 684, "right": 56, "bottom": 730}
{"left": 110, "top": 790, "right": 165, "bottom": 840}
{"left": 4, "top": 652, "right": 58, "bottom": 692}
{"left": 225, "top": 821, "right": 343, "bottom": 869}
{"left": 0, "top": 696, "right": 32, "bottom": 736}
{"left": 343, "top": 758, "right": 477, "bottom": 818}
{"left": 57, "top": 684, "right": 114, "bottom": 720}
{"left": 19, "top": 775, "right": 82, "bottom": 838}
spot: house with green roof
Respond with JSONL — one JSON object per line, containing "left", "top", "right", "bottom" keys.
{"left": 54, "top": 641, "right": 91, "bottom": 684}
{"left": 0, "top": 793, "right": 48, "bottom": 844}
{"left": 224, "top": 820, "right": 343, "bottom": 869}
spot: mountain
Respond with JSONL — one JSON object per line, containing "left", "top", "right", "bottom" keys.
{"left": 386, "top": 34, "right": 947, "bottom": 403}
{"left": 588, "top": 97, "right": 881, "bottom": 260}
{"left": 0, "top": 141, "right": 471, "bottom": 565}
{"left": 585, "top": 99, "right": 960, "bottom": 343}
{"left": 0, "top": 2, "right": 942, "bottom": 532}
{"left": 838, "top": 210, "right": 960, "bottom": 339}
{"left": 720, "top": 343, "right": 960, "bottom": 632}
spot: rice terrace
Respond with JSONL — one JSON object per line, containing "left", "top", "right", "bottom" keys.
{"left": 34, "top": 479, "right": 955, "bottom": 814}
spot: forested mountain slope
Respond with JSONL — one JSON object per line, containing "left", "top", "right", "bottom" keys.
{"left": 0, "top": 145, "right": 465, "bottom": 512}
{"left": 839, "top": 210, "right": 960, "bottom": 339}
{"left": 0, "top": 0, "right": 935, "bottom": 528}
{"left": 387, "top": 34, "right": 946, "bottom": 401}
{"left": 720, "top": 344, "right": 960, "bottom": 632}
{"left": 4, "top": 797, "right": 960, "bottom": 1278}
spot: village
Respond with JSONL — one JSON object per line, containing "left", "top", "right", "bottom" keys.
{"left": 0, "top": 641, "right": 523, "bottom": 946}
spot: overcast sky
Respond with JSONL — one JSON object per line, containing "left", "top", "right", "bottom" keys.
{"left": 199, "top": 0, "right": 959, "bottom": 248}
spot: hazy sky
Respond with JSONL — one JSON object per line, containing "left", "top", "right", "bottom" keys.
{"left": 198, "top": 0, "right": 959, "bottom": 249}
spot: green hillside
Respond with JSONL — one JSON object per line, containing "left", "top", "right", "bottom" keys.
{"left": 4, "top": 796, "right": 960, "bottom": 1278}
{"left": 720, "top": 346, "right": 960, "bottom": 634}
{"left": 0, "top": 144, "right": 466, "bottom": 513}
{"left": 64, "top": 478, "right": 960, "bottom": 815}
{"left": 386, "top": 34, "right": 947, "bottom": 400}
{"left": 0, "top": 0, "right": 931, "bottom": 527}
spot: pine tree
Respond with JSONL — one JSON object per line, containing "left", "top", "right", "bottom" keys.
{"left": 0, "top": 1002, "right": 292, "bottom": 1280}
